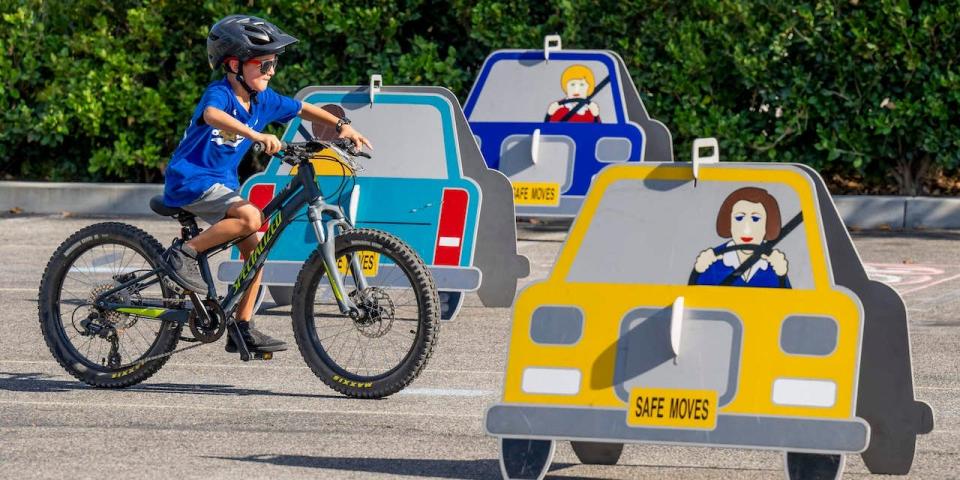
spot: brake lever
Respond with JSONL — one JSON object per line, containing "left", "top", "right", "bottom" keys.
{"left": 350, "top": 147, "right": 372, "bottom": 159}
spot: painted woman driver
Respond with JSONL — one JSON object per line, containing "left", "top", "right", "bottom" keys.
{"left": 692, "top": 187, "right": 791, "bottom": 288}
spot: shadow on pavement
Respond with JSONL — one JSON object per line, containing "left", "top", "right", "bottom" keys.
{"left": 205, "top": 454, "right": 582, "bottom": 480}
{"left": 0, "top": 371, "right": 347, "bottom": 400}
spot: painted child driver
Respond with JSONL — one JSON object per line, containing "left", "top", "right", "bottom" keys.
{"left": 162, "top": 15, "right": 371, "bottom": 354}
{"left": 692, "top": 187, "right": 790, "bottom": 288}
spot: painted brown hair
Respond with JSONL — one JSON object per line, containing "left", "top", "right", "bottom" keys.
{"left": 715, "top": 187, "right": 782, "bottom": 240}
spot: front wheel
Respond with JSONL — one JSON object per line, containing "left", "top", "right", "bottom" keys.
{"left": 500, "top": 438, "right": 555, "bottom": 480}
{"left": 291, "top": 228, "right": 440, "bottom": 398}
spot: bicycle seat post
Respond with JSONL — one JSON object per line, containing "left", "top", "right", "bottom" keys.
{"left": 177, "top": 213, "right": 201, "bottom": 241}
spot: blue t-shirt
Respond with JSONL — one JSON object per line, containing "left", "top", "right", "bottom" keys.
{"left": 163, "top": 78, "right": 302, "bottom": 207}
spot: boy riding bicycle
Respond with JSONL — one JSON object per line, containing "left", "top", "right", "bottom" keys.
{"left": 162, "top": 15, "right": 371, "bottom": 354}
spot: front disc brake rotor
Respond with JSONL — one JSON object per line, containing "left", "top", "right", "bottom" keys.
{"left": 351, "top": 287, "right": 395, "bottom": 338}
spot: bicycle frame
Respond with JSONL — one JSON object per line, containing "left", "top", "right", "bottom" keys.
{"left": 94, "top": 151, "right": 371, "bottom": 332}
{"left": 220, "top": 154, "right": 370, "bottom": 316}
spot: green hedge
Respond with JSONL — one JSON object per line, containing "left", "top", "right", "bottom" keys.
{"left": 2, "top": 0, "right": 958, "bottom": 194}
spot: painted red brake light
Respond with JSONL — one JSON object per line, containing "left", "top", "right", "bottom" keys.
{"left": 249, "top": 184, "right": 275, "bottom": 233}
{"left": 433, "top": 188, "right": 469, "bottom": 266}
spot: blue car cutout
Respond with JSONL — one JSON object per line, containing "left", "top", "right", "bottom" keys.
{"left": 217, "top": 86, "right": 528, "bottom": 320}
{"left": 465, "top": 44, "right": 674, "bottom": 218}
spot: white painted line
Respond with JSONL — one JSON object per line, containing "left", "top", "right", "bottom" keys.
{"left": 397, "top": 388, "right": 493, "bottom": 397}
{"left": 901, "top": 273, "right": 960, "bottom": 295}
{"left": 0, "top": 399, "right": 483, "bottom": 418}
{"left": 0, "top": 288, "right": 36, "bottom": 292}
{"left": 0, "top": 359, "right": 503, "bottom": 375}
{"left": 437, "top": 236, "right": 461, "bottom": 248}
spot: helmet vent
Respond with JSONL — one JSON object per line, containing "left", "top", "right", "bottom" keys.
{"left": 243, "top": 25, "right": 272, "bottom": 45}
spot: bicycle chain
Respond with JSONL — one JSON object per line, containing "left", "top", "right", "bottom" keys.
{"left": 126, "top": 338, "right": 206, "bottom": 366}
{"left": 111, "top": 295, "right": 215, "bottom": 366}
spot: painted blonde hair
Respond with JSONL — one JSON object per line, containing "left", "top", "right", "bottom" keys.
{"left": 560, "top": 64, "right": 595, "bottom": 96}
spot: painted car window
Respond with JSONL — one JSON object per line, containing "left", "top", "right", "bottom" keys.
{"left": 293, "top": 102, "right": 449, "bottom": 179}
{"left": 566, "top": 179, "right": 815, "bottom": 290}
{"left": 468, "top": 59, "right": 617, "bottom": 124}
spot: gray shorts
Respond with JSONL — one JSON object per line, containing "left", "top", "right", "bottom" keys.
{"left": 182, "top": 184, "right": 243, "bottom": 225}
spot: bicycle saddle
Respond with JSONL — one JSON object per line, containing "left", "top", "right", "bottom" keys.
{"left": 149, "top": 195, "right": 191, "bottom": 218}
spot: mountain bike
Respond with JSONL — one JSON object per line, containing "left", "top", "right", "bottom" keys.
{"left": 38, "top": 138, "right": 440, "bottom": 398}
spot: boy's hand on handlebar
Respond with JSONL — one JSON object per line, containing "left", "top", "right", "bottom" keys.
{"left": 252, "top": 133, "right": 282, "bottom": 155}
{"left": 338, "top": 124, "right": 373, "bottom": 152}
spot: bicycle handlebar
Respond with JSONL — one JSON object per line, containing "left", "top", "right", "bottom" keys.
{"left": 252, "top": 138, "right": 371, "bottom": 160}
{"left": 252, "top": 138, "right": 371, "bottom": 175}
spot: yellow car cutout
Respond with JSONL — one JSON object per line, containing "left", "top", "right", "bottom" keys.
{"left": 486, "top": 161, "right": 933, "bottom": 480}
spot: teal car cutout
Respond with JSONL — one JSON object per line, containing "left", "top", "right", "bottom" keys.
{"left": 217, "top": 86, "right": 528, "bottom": 319}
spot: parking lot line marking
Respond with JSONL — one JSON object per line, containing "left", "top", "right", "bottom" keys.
{"left": 900, "top": 273, "right": 960, "bottom": 295}
{"left": 0, "top": 399, "right": 484, "bottom": 419}
{"left": 0, "top": 359, "right": 502, "bottom": 375}
{"left": 0, "top": 287, "right": 37, "bottom": 292}
{"left": 398, "top": 388, "right": 493, "bottom": 397}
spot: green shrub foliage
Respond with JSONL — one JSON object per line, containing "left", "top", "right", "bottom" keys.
{"left": 2, "top": 0, "right": 958, "bottom": 193}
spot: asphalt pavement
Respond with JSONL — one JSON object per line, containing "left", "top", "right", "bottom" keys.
{"left": 0, "top": 214, "right": 957, "bottom": 479}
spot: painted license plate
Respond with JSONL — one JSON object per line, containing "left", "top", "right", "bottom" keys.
{"left": 337, "top": 251, "right": 380, "bottom": 277}
{"left": 627, "top": 388, "right": 717, "bottom": 430}
{"left": 512, "top": 182, "right": 560, "bottom": 206}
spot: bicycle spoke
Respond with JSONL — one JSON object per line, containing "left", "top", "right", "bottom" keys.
{"left": 53, "top": 238, "right": 174, "bottom": 372}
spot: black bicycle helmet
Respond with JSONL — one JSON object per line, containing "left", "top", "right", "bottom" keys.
{"left": 207, "top": 14, "right": 298, "bottom": 71}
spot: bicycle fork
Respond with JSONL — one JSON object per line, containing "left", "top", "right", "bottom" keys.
{"left": 307, "top": 201, "right": 370, "bottom": 319}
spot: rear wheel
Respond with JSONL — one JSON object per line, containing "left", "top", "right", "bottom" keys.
{"left": 439, "top": 291, "right": 464, "bottom": 320}
{"left": 38, "top": 222, "right": 182, "bottom": 388}
{"left": 571, "top": 441, "right": 623, "bottom": 465}
{"left": 784, "top": 452, "right": 845, "bottom": 480}
{"left": 268, "top": 285, "right": 293, "bottom": 307}
{"left": 291, "top": 228, "right": 440, "bottom": 398}
{"left": 252, "top": 285, "right": 267, "bottom": 313}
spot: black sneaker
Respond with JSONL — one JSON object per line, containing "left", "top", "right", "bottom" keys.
{"left": 225, "top": 321, "right": 288, "bottom": 353}
{"left": 164, "top": 241, "right": 208, "bottom": 294}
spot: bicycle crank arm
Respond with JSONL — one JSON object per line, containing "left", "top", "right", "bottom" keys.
{"left": 222, "top": 321, "right": 274, "bottom": 361}
{"left": 225, "top": 320, "right": 251, "bottom": 361}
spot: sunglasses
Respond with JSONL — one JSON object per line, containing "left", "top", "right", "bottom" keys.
{"left": 247, "top": 57, "right": 279, "bottom": 74}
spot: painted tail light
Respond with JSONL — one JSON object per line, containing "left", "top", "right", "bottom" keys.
{"left": 433, "top": 188, "right": 469, "bottom": 266}
{"left": 248, "top": 184, "right": 275, "bottom": 233}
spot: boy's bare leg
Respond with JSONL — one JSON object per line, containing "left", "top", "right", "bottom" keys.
{"left": 185, "top": 201, "right": 263, "bottom": 254}
{"left": 188, "top": 201, "right": 286, "bottom": 353}
{"left": 185, "top": 201, "right": 263, "bottom": 324}
{"left": 234, "top": 232, "right": 263, "bottom": 323}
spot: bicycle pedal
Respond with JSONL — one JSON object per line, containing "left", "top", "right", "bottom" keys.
{"left": 252, "top": 351, "right": 274, "bottom": 360}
